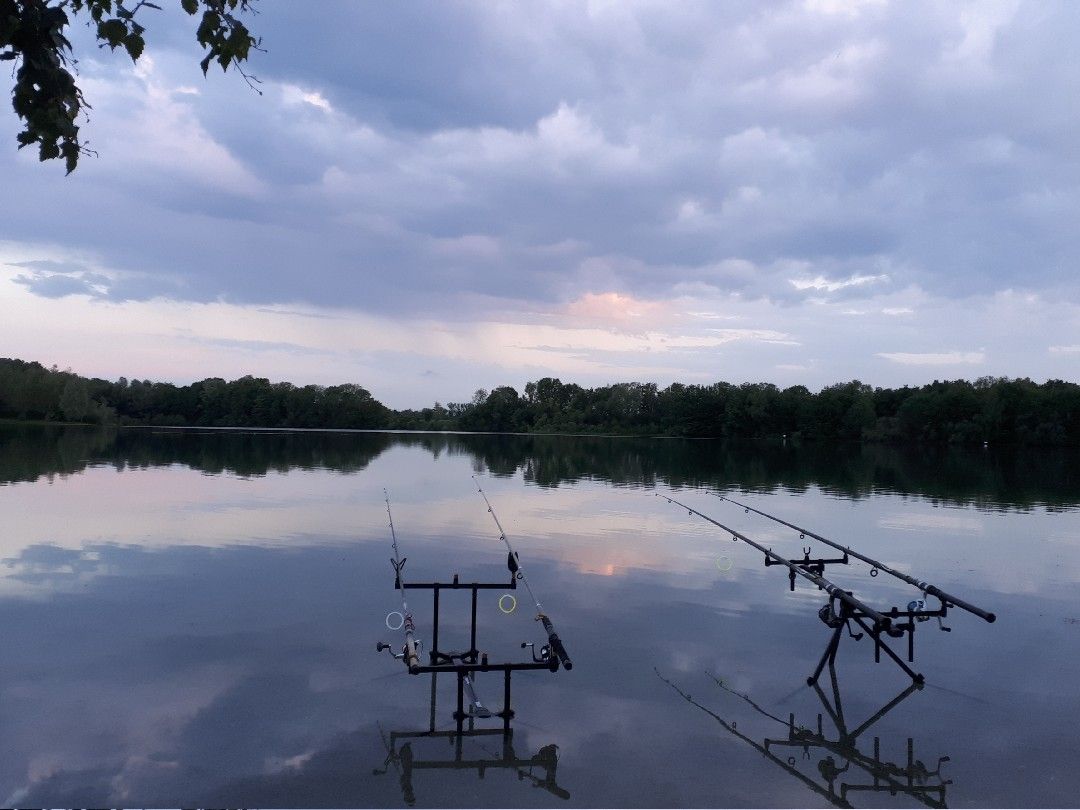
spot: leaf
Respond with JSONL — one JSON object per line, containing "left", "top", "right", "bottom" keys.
{"left": 61, "top": 141, "right": 80, "bottom": 174}
{"left": 97, "top": 18, "right": 127, "bottom": 48}
{"left": 199, "top": 53, "right": 212, "bottom": 75}
{"left": 181, "top": 0, "right": 198, "bottom": 13}
{"left": 124, "top": 32, "right": 144, "bottom": 61}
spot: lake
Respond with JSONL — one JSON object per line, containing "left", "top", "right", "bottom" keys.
{"left": 1, "top": 424, "right": 1078, "bottom": 807}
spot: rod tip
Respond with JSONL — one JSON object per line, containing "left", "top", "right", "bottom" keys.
{"left": 986, "top": 613, "right": 997, "bottom": 623}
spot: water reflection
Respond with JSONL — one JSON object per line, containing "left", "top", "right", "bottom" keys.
{"left": 3, "top": 424, "right": 1080, "bottom": 509}
{"left": 1, "top": 425, "right": 1078, "bottom": 806}
{"left": 373, "top": 673, "right": 570, "bottom": 807}
{"left": 658, "top": 665, "right": 950, "bottom": 809}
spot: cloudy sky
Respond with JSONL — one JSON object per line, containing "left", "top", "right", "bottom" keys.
{"left": 2, "top": 0, "right": 1079, "bottom": 408}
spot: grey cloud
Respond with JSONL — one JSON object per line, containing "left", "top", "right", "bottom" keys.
{"left": 13, "top": 271, "right": 110, "bottom": 299}
{"left": 12, "top": 259, "right": 92, "bottom": 275}
{"left": 3, "top": 1, "right": 1079, "bottom": 317}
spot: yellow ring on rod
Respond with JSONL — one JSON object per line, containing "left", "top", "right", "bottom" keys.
{"left": 498, "top": 593, "right": 518, "bottom": 614}
{"left": 716, "top": 555, "right": 734, "bottom": 572}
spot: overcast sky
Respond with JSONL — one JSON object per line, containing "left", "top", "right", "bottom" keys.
{"left": 2, "top": 0, "right": 1079, "bottom": 408}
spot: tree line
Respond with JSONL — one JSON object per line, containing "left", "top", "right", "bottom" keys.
{"left": 3, "top": 356, "right": 1080, "bottom": 445}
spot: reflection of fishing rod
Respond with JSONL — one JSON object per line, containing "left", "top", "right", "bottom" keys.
{"left": 376, "top": 490, "right": 422, "bottom": 674}
{"left": 705, "top": 670, "right": 950, "bottom": 810}
{"left": 473, "top": 476, "right": 573, "bottom": 671}
{"left": 659, "top": 494, "right": 895, "bottom": 634}
{"left": 375, "top": 722, "right": 417, "bottom": 806}
{"left": 716, "top": 494, "right": 996, "bottom": 624}
{"left": 656, "top": 669, "right": 853, "bottom": 809}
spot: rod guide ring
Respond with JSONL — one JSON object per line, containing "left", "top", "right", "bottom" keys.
{"left": 385, "top": 611, "right": 405, "bottom": 631}
{"left": 499, "top": 593, "right": 518, "bottom": 614}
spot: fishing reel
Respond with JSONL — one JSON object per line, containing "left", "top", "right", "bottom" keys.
{"left": 817, "top": 600, "right": 863, "bottom": 640}
{"left": 908, "top": 598, "right": 952, "bottom": 632}
{"left": 521, "top": 640, "right": 552, "bottom": 663}
{"left": 377, "top": 639, "right": 424, "bottom": 661}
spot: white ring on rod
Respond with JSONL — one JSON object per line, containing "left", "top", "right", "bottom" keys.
{"left": 716, "top": 555, "right": 734, "bottom": 572}
{"left": 385, "top": 611, "right": 404, "bottom": 630}
{"left": 498, "top": 593, "right": 518, "bottom": 614}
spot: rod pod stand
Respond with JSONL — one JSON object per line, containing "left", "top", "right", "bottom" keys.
{"left": 811, "top": 592, "right": 948, "bottom": 685}
{"left": 661, "top": 494, "right": 968, "bottom": 683}
{"left": 378, "top": 551, "right": 562, "bottom": 732}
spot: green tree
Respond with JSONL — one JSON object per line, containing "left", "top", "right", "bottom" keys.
{"left": 58, "top": 375, "right": 90, "bottom": 420}
{"left": 1, "top": 0, "right": 260, "bottom": 172}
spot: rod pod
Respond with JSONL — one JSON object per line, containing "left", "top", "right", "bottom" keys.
{"left": 660, "top": 494, "right": 895, "bottom": 634}
{"left": 716, "top": 494, "right": 996, "bottom": 624}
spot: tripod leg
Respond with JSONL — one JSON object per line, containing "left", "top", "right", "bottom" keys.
{"left": 852, "top": 616, "right": 924, "bottom": 683}
{"left": 808, "top": 622, "right": 844, "bottom": 685}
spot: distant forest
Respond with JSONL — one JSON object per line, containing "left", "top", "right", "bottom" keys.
{"left": 3, "top": 356, "right": 1080, "bottom": 445}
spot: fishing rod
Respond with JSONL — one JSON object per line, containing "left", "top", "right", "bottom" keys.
{"left": 377, "top": 489, "right": 422, "bottom": 674}
{"left": 715, "top": 494, "right": 996, "bottom": 624}
{"left": 473, "top": 476, "right": 573, "bottom": 671}
{"left": 659, "top": 494, "right": 895, "bottom": 634}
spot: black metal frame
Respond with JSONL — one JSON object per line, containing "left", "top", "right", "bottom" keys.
{"left": 743, "top": 527, "right": 951, "bottom": 685}
{"left": 379, "top": 551, "right": 562, "bottom": 730}
{"left": 766, "top": 545, "right": 850, "bottom": 591}
{"left": 404, "top": 569, "right": 558, "bottom": 729}
{"left": 810, "top": 591, "right": 950, "bottom": 685}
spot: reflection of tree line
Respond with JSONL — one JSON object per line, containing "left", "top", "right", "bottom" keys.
{"left": 0, "top": 424, "right": 395, "bottom": 484}
{"left": 2, "top": 425, "right": 1078, "bottom": 509}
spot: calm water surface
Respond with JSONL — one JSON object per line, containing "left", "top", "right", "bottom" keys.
{"left": 1, "top": 425, "right": 1079, "bottom": 807}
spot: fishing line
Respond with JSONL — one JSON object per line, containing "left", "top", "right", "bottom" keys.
{"left": 473, "top": 475, "right": 543, "bottom": 615}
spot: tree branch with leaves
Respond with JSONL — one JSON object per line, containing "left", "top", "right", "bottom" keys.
{"left": 0, "top": 0, "right": 260, "bottom": 173}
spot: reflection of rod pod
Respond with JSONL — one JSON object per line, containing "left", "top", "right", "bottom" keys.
{"left": 376, "top": 696, "right": 572, "bottom": 805}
